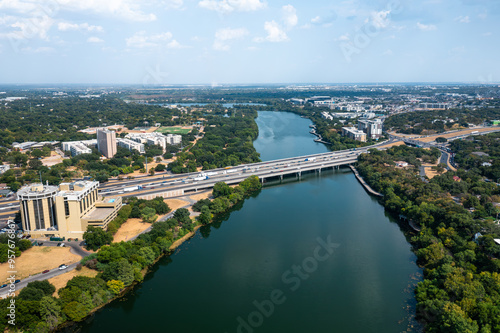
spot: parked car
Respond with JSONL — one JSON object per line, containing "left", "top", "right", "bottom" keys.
{"left": 59, "top": 243, "right": 65, "bottom": 247}
{"left": 58, "top": 264, "right": 68, "bottom": 270}
{"left": 14, "top": 280, "right": 21, "bottom": 284}
{"left": 0, "top": 284, "right": 7, "bottom": 288}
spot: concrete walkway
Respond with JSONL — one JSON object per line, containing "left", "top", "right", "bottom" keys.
{"left": 349, "top": 165, "right": 384, "bottom": 197}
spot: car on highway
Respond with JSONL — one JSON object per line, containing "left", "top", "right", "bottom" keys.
{"left": 42, "top": 269, "right": 50, "bottom": 274}
{"left": 14, "top": 280, "right": 21, "bottom": 284}
{"left": 59, "top": 264, "right": 68, "bottom": 270}
{"left": 0, "top": 284, "right": 7, "bottom": 288}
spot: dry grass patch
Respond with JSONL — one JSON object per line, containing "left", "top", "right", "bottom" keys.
{"left": 416, "top": 127, "right": 500, "bottom": 143}
{"left": 49, "top": 267, "right": 98, "bottom": 297}
{"left": 113, "top": 218, "right": 152, "bottom": 243}
{"left": 165, "top": 198, "right": 190, "bottom": 211}
{"left": 0, "top": 247, "right": 81, "bottom": 283}
{"left": 378, "top": 140, "right": 405, "bottom": 149}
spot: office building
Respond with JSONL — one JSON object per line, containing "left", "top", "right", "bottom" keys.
{"left": 97, "top": 129, "right": 117, "bottom": 158}
{"left": 341, "top": 127, "right": 367, "bottom": 142}
{"left": 17, "top": 181, "right": 121, "bottom": 239}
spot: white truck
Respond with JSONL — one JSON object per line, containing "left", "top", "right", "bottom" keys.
{"left": 123, "top": 185, "right": 143, "bottom": 192}
{"left": 305, "top": 157, "right": 316, "bottom": 162}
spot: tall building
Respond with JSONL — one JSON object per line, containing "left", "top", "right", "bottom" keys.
{"left": 341, "top": 127, "right": 367, "bottom": 142}
{"left": 17, "top": 181, "right": 121, "bottom": 239}
{"left": 358, "top": 118, "right": 383, "bottom": 140}
{"left": 97, "top": 129, "right": 117, "bottom": 158}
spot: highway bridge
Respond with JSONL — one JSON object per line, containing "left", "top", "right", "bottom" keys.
{"left": 98, "top": 148, "right": 367, "bottom": 200}
{"left": 0, "top": 147, "right": 373, "bottom": 220}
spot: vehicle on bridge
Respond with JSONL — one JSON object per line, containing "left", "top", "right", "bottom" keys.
{"left": 124, "top": 185, "right": 143, "bottom": 192}
{"left": 305, "top": 157, "right": 316, "bottom": 162}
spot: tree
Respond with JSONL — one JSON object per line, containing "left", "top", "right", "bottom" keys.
{"left": 212, "top": 181, "right": 232, "bottom": 198}
{"left": 173, "top": 208, "right": 191, "bottom": 225}
{"left": 436, "top": 137, "right": 448, "bottom": 143}
{"left": 101, "top": 258, "right": 134, "bottom": 286}
{"left": 39, "top": 296, "right": 61, "bottom": 330}
{"left": 63, "top": 301, "right": 88, "bottom": 322}
{"left": 149, "top": 168, "right": 155, "bottom": 176}
{"left": 25, "top": 280, "right": 55, "bottom": 296}
{"left": 154, "top": 163, "right": 166, "bottom": 172}
{"left": 17, "top": 239, "right": 32, "bottom": 251}
{"left": 197, "top": 205, "right": 212, "bottom": 225}
{"left": 107, "top": 280, "right": 124, "bottom": 295}
{"left": 28, "top": 158, "right": 43, "bottom": 170}
{"left": 18, "top": 287, "right": 45, "bottom": 301}
{"left": 140, "top": 207, "right": 158, "bottom": 223}
{"left": 83, "top": 226, "right": 113, "bottom": 251}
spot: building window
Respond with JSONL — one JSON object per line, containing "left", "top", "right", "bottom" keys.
{"left": 64, "top": 200, "right": 70, "bottom": 216}
{"left": 33, "top": 199, "right": 45, "bottom": 230}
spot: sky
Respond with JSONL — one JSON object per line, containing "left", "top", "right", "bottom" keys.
{"left": 0, "top": 0, "right": 499, "bottom": 85}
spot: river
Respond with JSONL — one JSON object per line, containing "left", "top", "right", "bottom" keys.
{"left": 75, "top": 111, "right": 421, "bottom": 333}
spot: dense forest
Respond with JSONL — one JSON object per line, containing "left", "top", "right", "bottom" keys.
{"left": 450, "top": 133, "right": 500, "bottom": 182}
{"left": 168, "top": 108, "right": 261, "bottom": 173}
{"left": 357, "top": 145, "right": 500, "bottom": 332}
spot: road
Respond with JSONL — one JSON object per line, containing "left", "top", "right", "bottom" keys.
{"left": 0, "top": 240, "right": 90, "bottom": 298}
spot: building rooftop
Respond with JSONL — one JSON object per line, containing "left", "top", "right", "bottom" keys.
{"left": 83, "top": 207, "right": 115, "bottom": 221}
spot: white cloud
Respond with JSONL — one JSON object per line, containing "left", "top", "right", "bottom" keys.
{"left": 87, "top": 36, "right": 104, "bottom": 43}
{"left": 382, "top": 49, "right": 393, "bottom": 56}
{"left": 213, "top": 27, "right": 248, "bottom": 51}
{"left": 164, "top": 0, "right": 184, "bottom": 9}
{"left": 0, "top": 0, "right": 156, "bottom": 22}
{"left": 58, "top": 22, "right": 103, "bottom": 32}
{"left": 455, "top": 16, "right": 470, "bottom": 23}
{"left": 335, "top": 34, "right": 350, "bottom": 41}
{"left": 311, "top": 16, "right": 321, "bottom": 23}
{"left": 417, "top": 22, "right": 437, "bottom": 31}
{"left": 369, "top": 10, "right": 391, "bottom": 29}
{"left": 126, "top": 31, "right": 174, "bottom": 48}
{"left": 0, "top": 15, "right": 54, "bottom": 40}
{"left": 167, "top": 39, "right": 186, "bottom": 49}
{"left": 254, "top": 20, "right": 288, "bottom": 43}
{"left": 282, "top": 5, "right": 298, "bottom": 29}
{"left": 198, "top": 0, "right": 266, "bottom": 14}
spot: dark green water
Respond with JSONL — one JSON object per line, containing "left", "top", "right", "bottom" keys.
{"left": 76, "top": 111, "right": 421, "bottom": 333}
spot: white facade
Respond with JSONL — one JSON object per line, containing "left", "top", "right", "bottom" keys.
{"left": 125, "top": 132, "right": 181, "bottom": 152}
{"left": 117, "top": 138, "right": 145, "bottom": 153}
{"left": 70, "top": 143, "right": 92, "bottom": 156}
{"left": 62, "top": 140, "right": 97, "bottom": 156}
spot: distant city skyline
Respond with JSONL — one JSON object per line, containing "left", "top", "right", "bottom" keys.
{"left": 0, "top": 0, "right": 499, "bottom": 84}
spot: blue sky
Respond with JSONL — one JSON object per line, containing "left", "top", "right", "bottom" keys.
{"left": 0, "top": 0, "right": 498, "bottom": 84}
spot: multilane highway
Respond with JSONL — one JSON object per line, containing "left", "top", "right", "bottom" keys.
{"left": 0, "top": 146, "right": 377, "bottom": 219}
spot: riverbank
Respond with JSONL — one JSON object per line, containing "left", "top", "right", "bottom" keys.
{"left": 349, "top": 165, "right": 384, "bottom": 197}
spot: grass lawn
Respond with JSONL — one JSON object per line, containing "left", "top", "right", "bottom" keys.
{"left": 156, "top": 126, "right": 191, "bottom": 134}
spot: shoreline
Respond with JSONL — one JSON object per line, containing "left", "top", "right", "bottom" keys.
{"left": 349, "top": 165, "right": 384, "bottom": 197}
